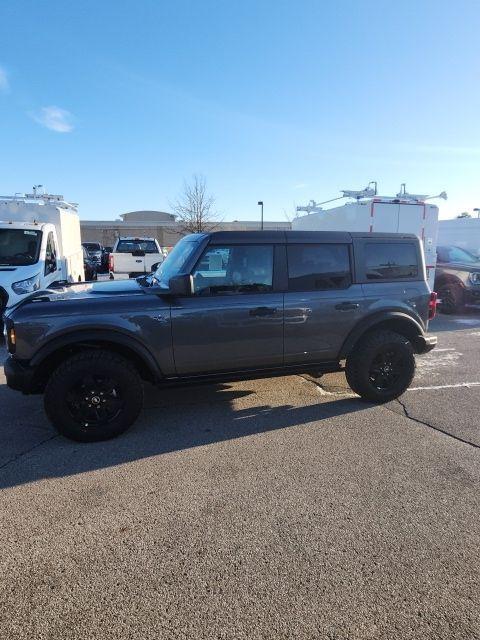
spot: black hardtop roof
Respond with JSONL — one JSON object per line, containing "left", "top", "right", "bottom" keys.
{"left": 202, "top": 230, "right": 418, "bottom": 245}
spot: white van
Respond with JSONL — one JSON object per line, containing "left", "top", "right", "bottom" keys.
{"left": 293, "top": 185, "right": 443, "bottom": 289}
{"left": 0, "top": 189, "right": 84, "bottom": 314}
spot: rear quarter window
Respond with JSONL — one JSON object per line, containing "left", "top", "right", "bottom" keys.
{"left": 365, "top": 242, "right": 419, "bottom": 280}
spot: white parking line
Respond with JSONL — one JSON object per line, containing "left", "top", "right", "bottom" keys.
{"left": 408, "top": 382, "right": 480, "bottom": 391}
{"left": 433, "top": 348, "right": 457, "bottom": 352}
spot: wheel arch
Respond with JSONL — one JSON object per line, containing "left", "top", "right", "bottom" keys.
{"left": 339, "top": 312, "right": 426, "bottom": 358}
{"left": 30, "top": 330, "right": 162, "bottom": 391}
{"left": 435, "top": 273, "right": 465, "bottom": 289}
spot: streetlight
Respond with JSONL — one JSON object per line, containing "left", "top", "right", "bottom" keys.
{"left": 257, "top": 201, "right": 264, "bottom": 230}
{"left": 474, "top": 208, "right": 480, "bottom": 219}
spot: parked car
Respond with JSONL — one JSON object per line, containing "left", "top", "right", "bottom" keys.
{"left": 4, "top": 231, "right": 437, "bottom": 442}
{"left": 82, "top": 246, "right": 97, "bottom": 281}
{"left": 108, "top": 237, "right": 163, "bottom": 279}
{"left": 82, "top": 242, "right": 104, "bottom": 271}
{"left": 435, "top": 245, "right": 480, "bottom": 313}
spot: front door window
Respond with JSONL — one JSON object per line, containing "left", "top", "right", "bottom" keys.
{"left": 191, "top": 245, "right": 274, "bottom": 295}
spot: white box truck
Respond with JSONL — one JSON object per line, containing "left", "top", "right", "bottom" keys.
{"left": 0, "top": 188, "right": 84, "bottom": 315}
{"left": 293, "top": 185, "right": 445, "bottom": 289}
{"left": 437, "top": 217, "right": 480, "bottom": 257}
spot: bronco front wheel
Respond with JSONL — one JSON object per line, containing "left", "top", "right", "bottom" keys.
{"left": 44, "top": 350, "right": 144, "bottom": 442}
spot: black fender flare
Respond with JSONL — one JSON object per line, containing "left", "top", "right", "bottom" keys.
{"left": 339, "top": 311, "right": 425, "bottom": 359}
{"left": 30, "top": 328, "right": 162, "bottom": 380}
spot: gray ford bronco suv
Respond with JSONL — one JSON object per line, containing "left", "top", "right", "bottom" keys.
{"left": 4, "top": 231, "right": 437, "bottom": 442}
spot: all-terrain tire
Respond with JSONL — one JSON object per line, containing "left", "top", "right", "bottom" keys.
{"left": 438, "top": 284, "right": 464, "bottom": 315}
{"left": 44, "top": 350, "right": 144, "bottom": 442}
{"left": 345, "top": 330, "right": 415, "bottom": 403}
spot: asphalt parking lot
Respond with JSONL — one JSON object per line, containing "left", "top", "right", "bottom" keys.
{"left": 1, "top": 314, "right": 479, "bottom": 640}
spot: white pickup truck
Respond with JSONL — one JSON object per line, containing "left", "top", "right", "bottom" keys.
{"left": 108, "top": 237, "right": 164, "bottom": 279}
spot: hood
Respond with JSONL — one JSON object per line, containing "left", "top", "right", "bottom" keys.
{"left": 439, "top": 261, "right": 480, "bottom": 272}
{"left": 16, "top": 278, "right": 144, "bottom": 307}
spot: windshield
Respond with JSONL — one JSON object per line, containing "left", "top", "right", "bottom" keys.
{"left": 437, "top": 246, "right": 480, "bottom": 264}
{"left": 83, "top": 243, "right": 102, "bottom": 252}
{"left": 0, "top": 229, "right": 42, "bottom": 266}
{"left": 150, "top": 236, "right": 202, "bottom": 287}
{"left": 116, "top": 240, "right": 159, "bottom": 254}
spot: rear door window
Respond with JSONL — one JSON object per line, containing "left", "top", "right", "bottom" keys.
{"left": 365, "top": 243, "right": 418, "bottom": 280}
{"left": 287, "top": 244, "right": 351, "bottom": 291}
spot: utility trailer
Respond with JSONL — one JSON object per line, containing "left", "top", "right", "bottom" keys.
{"left": 293, "top": 184, "right": 445, "bottom": 289}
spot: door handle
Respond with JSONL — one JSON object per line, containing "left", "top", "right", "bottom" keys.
{"left": 249, "top": 306, "right": 278, "bottom": 317}
{"left": 335, "top": 302, "right": 360, "bottom": 311}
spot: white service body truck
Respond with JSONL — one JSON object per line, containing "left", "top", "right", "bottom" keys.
{"left": 293, "top": 196, "right": 439, "bottom": 289}
{"left": 0, "top": 191, "right": 84, "bottom": 314}
{"left": 109, "top": 237, "right": 163, "bottom": 279}
{"left": 437, "top": 217, "right": 480, "bottom": 257}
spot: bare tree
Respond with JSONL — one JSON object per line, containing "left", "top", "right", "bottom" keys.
{"left": 171, "top": 175, "right": 221, "bottom": 234}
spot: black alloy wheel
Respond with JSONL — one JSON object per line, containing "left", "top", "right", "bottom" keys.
{"left": 66, "top": 374, "right": 124, "bottom": 428}
{"left": 368, "top": 347, "right": 408, "bottom": 391}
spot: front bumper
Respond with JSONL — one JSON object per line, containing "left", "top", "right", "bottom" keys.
{"left": 414, "top": 334, "right": 437, "bottom": 354}
{"left": 4, "top": 356, "right": 34, "bottom": 393}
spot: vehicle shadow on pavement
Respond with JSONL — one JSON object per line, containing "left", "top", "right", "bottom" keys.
{"left": 0, "top": 379, "right": 366, "bottom": 490}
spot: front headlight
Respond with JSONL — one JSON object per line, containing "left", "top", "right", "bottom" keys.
{"left": 11, "top": 274, "right": 41, "bottom": 295}
{"left": 468, "top": 272, "right": 480, "bottom": 285}
{"left": 4, "top": 318, "right": 16, "bottom": 353}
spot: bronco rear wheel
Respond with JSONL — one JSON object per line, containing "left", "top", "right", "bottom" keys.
{"left": 44, "top": 350, "right": 144, "bottom": 442}
{"left": 345, "top": 330, "right": 415, "bottom": 403}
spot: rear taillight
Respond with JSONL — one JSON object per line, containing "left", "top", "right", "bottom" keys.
{"left": 108, "top": 253, "right": 114, "bottom": 272}
{"left": 428, "top": 292, "right": 437, "bottom": 320}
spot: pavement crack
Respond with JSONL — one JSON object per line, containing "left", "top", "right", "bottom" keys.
{"left": 394, "top": 398, "right": 479, "bottom": 450}
{"left": 0, "top": 433, "right": 59, "bottom": 472}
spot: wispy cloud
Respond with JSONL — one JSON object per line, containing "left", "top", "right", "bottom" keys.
{"left": 31, "top": 106, "right": 74, "bottom": 133}
{"left": 0, "top": 65, "right": 9, "bottom": 92}
{"left": 293, "top": 182, "right": 308, "bottom": 190}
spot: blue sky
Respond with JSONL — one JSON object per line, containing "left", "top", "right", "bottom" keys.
{"left": 1, "top": 0, "right": 479, "bottom": 221}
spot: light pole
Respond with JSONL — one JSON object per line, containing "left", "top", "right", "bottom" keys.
{"left": 258, "top": 201, "right": 264, "bottom": 230}
{"left": 474, "top": 208, "right": 480, "bottom": 219}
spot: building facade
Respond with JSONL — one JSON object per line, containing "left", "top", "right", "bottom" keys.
{"left": 81, "top": 210, "right": 291, "bottom": 248}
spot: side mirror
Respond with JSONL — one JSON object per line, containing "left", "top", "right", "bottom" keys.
{"left": 169, "top": 274, "right": 192, "bottom": 296}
